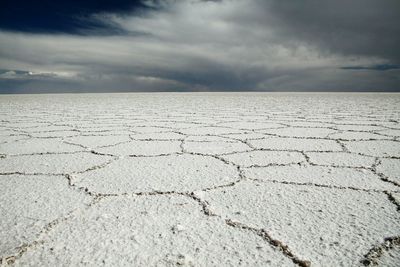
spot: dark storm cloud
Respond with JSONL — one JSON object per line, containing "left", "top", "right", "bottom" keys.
{"left": 0, "top": 0, "right": 399, "bottom": 93}
{"left": 340, "top": 64, "right": 400, "bottom": 71}
{"left": 0, "top": 0, "right": 145, "bottom": 34}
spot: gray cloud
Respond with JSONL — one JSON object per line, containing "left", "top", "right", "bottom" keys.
{"left": 266, "top": 0, "right": 400, "bottom": 62}
{"left": 0, "top": 0, "right": 399, "bottom": 93}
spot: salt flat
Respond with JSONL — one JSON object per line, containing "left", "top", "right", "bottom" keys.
{"left": 0, "top": 93, "right": 399, "bottom": 266}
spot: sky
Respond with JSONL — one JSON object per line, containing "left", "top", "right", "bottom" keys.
{"left": 0, "top": 0, "right": 399, "bottom": 93}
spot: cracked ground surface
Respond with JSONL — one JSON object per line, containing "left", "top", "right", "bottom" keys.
{"left": 0, "top": 92, "right": 400, "bottom": 267}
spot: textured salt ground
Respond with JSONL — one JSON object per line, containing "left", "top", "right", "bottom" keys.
{"left": 376, "top": 158, "right": 400, "bottom": 185}
{"left": 259, "top": 127, "right": 337, "bottom": 138}
{"left": 306, "top": 152, "right": 375, "bottom": 168}
{"left": 376, "top": 248, "right": 400, "bottom": 267}
{"left": 198, "top": 181, "right": 400, "bottom": 266}
{"left": 13, "top": 196, "right": 296, "bottom": 267}
{"left": 0, "top": 138, "right": 80, "bottom": 155}
{"left": 64, "top": 135, "right": 132, "bottom": 149}
{"left": 0, "top": 152, "right": 113, "bottom": 174}
{"left": 344, "top": 140, "right": 400, "bottom": 157}
{"left": 130, "top": 132, "right": 184, "bottom": 140}
{"left": 220, "top": 150, "right": 305, "bottom": 168}
{"left": 328, "top": 131, "right": 391, "bottom": 141}
{"left": 1, "top": 93, "right": 400, "bottom": 267}
{"left": 183, "top": 140, "right": 250, "bottom": 155}
{"left": 248, "top": 137, "right": 343, "bottom": 152}
{"left": 30, "top": 130, "right": 80, "bottom": 138}
{"left": 0, "top": 175, "right": 91, "bottom": 257}
{"left": 243, "top": 165, "right": 397, "bottom": 190}
{"left": 93, "top": 140, "right": 182, "bottom": 156}
{"left": 74, "top": 154, "right": 239, "bottom": 194}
